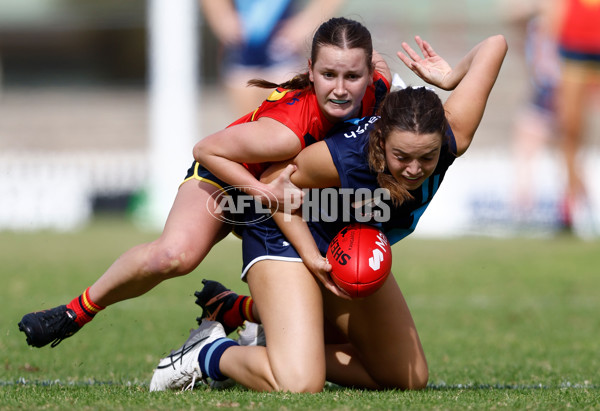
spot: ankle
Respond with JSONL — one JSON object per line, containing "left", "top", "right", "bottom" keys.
{"left": 66, "top": 287, "right": 105, "bottom": 327}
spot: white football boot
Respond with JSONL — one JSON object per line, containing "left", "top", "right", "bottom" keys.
{"left": 150, "top": 320, "right": 226, "bottom": 391}
{"left": 238, "top": 321, "right": 266, "bottom": 347}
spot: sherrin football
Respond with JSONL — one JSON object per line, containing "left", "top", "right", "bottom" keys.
{"left": 326, "top": 223, "right": 392, "bottom": 298}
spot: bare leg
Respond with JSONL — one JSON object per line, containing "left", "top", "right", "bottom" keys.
{"left": 89, "top": 179, "right": 231, "bottom": 306}
{"left": 323, "top": 274, "right": 429, "bottom": 390}
{"left": 218, "top": 260, "right": 326, "bottom": 392}
{"left": 512, "top": 106, "right": 553, "bottom": 212}
{"left": 217, "top": 268, "right": 427, "bottom": 390}
{"left": 557, "top": 62, "right": 588, "bottom": 204}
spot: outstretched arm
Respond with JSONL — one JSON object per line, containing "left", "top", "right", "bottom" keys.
{"left": 398, "top": 35, "right": 508, "bottom": 156}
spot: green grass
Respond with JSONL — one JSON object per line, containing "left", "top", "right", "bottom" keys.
{"left": 1, "top": 217, "right": 599, "bottom": 410}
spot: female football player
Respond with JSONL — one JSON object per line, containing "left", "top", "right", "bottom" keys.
{"left": 149, "top": 34, "right": 508, "bottom": 392}
{"left": 552, "top": 0, "right": 600, "bottom": 234}
{"left": 18, "top": 17, "right": 391, "bottom": 348}
{"left": 200, "top": 0, "right": 345, "bottom": 118}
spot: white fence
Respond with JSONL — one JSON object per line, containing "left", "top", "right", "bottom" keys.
{"left": 0, "top": 151, "right": 146, "bottom": 231}
{"left": 1, "top": 149, "right": 599, "bottom": 238}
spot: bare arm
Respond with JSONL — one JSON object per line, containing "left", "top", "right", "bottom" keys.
{"left": 373, "top": 50, "right": 393, "bottom": 86}
{"left": 199, "top": 0, "right": 243, "bottom": 46}
{"left": 272, "top": 0, "right": 345, "bottom": 53}
{"left": 441, "top": 35, "right": 508, "bottom": 156}
{"left": 193, "top": 117, "right": 303, "bottom": 203}
{"left": 262, "top": 141, "right": 350, "bottom": 298}
{"left": 398, "top": 35, "right": 508, "bottom": 156}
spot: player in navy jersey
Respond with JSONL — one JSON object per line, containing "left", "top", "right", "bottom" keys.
{"left": 302, "top": 109, "right": 456, "bottom": 247}
{"left": 18, "top": 17, "right": 390, "bottom": 349}
{"left": 234, "top": 107, "right": 456, "bottom": 279}
{"left": 150, "top": 35, "right": 508, "bottom": 392}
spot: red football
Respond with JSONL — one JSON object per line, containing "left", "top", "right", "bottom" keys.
{"left": 326, "top": 223, "right": 392, "bottom": 298}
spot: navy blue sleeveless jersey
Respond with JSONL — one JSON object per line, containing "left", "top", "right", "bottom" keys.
{"left": 305, "top": 115, "right": 458, "bottom": 248}
{"left": 239, "top": 115, "right": 458, "bottom": 277}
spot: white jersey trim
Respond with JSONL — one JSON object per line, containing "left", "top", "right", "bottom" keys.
{"left": 241, "top": 255, "right": 303, "bottom": 281}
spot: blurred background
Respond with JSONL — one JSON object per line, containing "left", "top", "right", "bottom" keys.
{"left": 0, "top": 0, "right": 598, "bottom": 237}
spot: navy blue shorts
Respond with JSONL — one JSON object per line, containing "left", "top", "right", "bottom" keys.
{"left": 241, "top": 218, "right": 303, "bottom": 280}
{"left": 559, "top": 47, "right": 600, "bottom": 64}
{"left": 240, "top": 213, "right": 339, "bottom": 281}
{"left": 184, "top": 161, "right": 230, "bottom": 192}
{"left": 184, "top": 161, "right": 271, "bottom": 236}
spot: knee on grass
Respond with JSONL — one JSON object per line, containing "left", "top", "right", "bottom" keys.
{"left": 372, "top": 365, "right": 429, "bottom": 391}
{"left": 275, "top": 376, "right": 325, "bottom": 394}
{"left": 273, "top": 366, "right": 326, "bottom": 393}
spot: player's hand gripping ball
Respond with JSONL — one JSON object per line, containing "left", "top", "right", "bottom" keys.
{"left": 326, "top": 223, "right": 392, "bottom": 298}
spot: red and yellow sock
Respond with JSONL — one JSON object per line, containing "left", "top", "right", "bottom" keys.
{"left": 66, "top": 287, "right": 105, "bottom": 327}
{"left": 223, "top": 295, "right": 256, "bottom": 330}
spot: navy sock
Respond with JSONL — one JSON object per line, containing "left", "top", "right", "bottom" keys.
{"left": 198, "top": 338, "right": 239, "bottom": 381}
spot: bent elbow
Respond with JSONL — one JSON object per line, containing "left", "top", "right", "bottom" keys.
{"left": 193, "top": 140, "right": 208, "bottom": 164}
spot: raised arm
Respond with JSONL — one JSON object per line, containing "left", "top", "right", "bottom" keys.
{"left": 441, "top": 35, "right": 507, "bottom": 156}
{"left": 398, "top": 35, "right": 508, "bottom": 156}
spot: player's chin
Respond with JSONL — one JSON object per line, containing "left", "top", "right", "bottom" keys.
{"left": 325, "top": 102, "right": 356, "bottom": 121}
{"left": 402, "top": 177, "right": 424, "bottom": 190}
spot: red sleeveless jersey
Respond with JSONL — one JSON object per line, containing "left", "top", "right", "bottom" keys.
{"left": 228, "top": 71, "right": 390, "bottom": 177}
{"left": 559, "top": 0, "right": 600, "bottom": 54}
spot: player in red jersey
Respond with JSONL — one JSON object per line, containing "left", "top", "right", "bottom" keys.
{"left": 193, "top": 19, "right": 389, "bottom": 202}
{"left": 200, "top": 0, "right": 345, "bottom": 118}
{"left": 18, "top": 17, "right": 390, "bottom": 349}
{"left": 551, "top": 0, "right": 600, "bottom": 234}
{"left": 149, "top": 34, "right": 508, "bottom": 393}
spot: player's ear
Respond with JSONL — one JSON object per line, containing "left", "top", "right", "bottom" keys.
{"left": 308, "top": 59, "right": 314, "bottom": 83}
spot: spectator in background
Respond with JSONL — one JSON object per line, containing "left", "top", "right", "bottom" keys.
{"left": 502, "top": 0, "right": 561, "bottom": 228}
{"left": 200, "top": 0, "right": 344, "bottom": 118}
{"left": 551, "top": 0, "right": 600, "bottom": 236}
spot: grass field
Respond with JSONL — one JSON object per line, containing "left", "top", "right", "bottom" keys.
{"left": 1, "top": 217, "right": 599, "bottom": 410}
